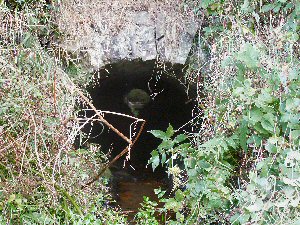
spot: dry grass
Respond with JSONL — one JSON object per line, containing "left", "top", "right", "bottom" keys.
{"left": 56, "top": 0, "right": 199, "bottom": 63}
{"left": 0, "top": 4, "right": 105, "bottom": 213}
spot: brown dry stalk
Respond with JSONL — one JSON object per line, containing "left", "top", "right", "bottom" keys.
{"left": 62, "top": 71, "right": 146, "bottom": 187}
{"left": 75, "top": 87, "right": 132, "bottom": 145}
{"left": 53, "top": 71, "right": 57, "bottom": 115}
{"left": 82, "top": 120, "right": 146, "bottom": 188}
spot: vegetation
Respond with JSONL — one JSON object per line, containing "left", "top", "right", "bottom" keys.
{"left": 0, "top": 1, "right": 127, "bottom": 224}
{"left": 0, "top": 0, "right": 299, "bottom": 224}
{"left": 148, "top": 0, "right": 300, "bottom": 224}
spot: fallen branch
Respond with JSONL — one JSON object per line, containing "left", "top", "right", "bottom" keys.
{"left": 82, "top": 120, "right": 146, "bottom": 188}
{"left": 71, "top": 84, "right": 132, "bottom": 145}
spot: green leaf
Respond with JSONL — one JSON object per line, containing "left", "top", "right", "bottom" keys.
{"left": 273, "top": 3, "right": 282, "bottom": 13}
{"left": 286, "top": 98, "right": 300, "bottom": 112}
{"left": 150, "top": 130, "right": 167, "bottom": 139}
{"left": 246, "top": 198, "right": 263, "bottom": 212}
{"left": 158, "top": 140, "right": 174, "bottom": 150}
{"left": 198, "top": 160, "right": 212, "bottom": 171}
{"left": 226, "top": 135, "right": 239, "bottom": 149}
{"left": 265, "top": 142, "right": 277, "bottom": 153}
{"left": 7, "top": 194, "right": 16, "bottom": 203}
{"left": 164, "top": 198, "right": 182, "bottom": 212}
{"left": 239, "top": 213, "right": 250, "bottom": 224}
{"left": 166, "top": 124, "right": 174, "bottom": 138}
{"left": 287, "top": 151, "right": 300, "bottom": 161}
{"left": 247, "top": 135, "right": 262, "bottom": 147}
{"left": 161, "top": 152, "right": 166, "bottom": 164}
{"left": 184, "top": 157, "right": 197, "bottom": 169}
{"left": 154, "top": 188, "right": 166, "bottom": 198}
{"left": 230, "top": 212, "right": 251, "bottom": 224}
{"left": 261, "top": 3, "right": 276, "bottom": 13}
{"left": 174, "top": 134, "right": 187, "bottom": 143}
{"left": 200, "top": 0, "right": 215, "bottom": 9}
{"left": 175, "top": 189, "right": 184, "bottom": 202}
{"left": 176, "top": 212, "right": 184, "bottom": 222}
{"left": 248, "top": 108, "right": 263, "bottom": 124}
{"left": 255, "top": 89, "right": 274, "bottom": 108}
{"left": 241, "top": 0, "right": 250, "bottom": 12}
{"left": 291, "top": 130, "right": 300, "bottom": 140}
{"left": 235, "top": 43, "right": 260, "bottom": 68}
{"left": 15, "top": 198, "right": 22, "bottom": 205}
{"left": 230, "top": 213, "right": 240, "bottom": 224}
{"left": 149, "top": 150, "right": 160, "bottom": 171}
{"left": 253, "top": 122, "right": 269, "bottom": 135}
{"left": 238, "top": 121, "right": 249, "bottom": 151}
{"left": 200, "top": 137, "right": 223, "bottom": 148}
{"left": 261, "top": 113, "right": 275, "bottom": 132}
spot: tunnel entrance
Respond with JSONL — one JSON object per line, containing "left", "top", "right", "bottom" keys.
{"left": 79, "top": 60, "right": 196, "bottom": 219}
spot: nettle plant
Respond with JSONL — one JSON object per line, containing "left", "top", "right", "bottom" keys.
{"left": 149, "top": 0, "right": 299, "bottom": 224}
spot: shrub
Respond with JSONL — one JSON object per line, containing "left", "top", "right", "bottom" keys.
{"left": 149, "top": 0, "right": 300, "bottom": 224}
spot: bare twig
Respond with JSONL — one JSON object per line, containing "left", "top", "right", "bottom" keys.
{"left": 53, "top": 71, "right": 57, "bottom": 115}
{"left": 71, "top": 84, "right": 132, "bottom": 145}
{"left": 82, "top": 120, "right": 146, "bottom": 188}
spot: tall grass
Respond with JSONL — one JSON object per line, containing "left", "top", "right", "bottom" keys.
{"left": 0, "top": 2, "right": 127, "bottom": 224}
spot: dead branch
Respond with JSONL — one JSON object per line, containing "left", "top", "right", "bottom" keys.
{"left": 82, "top": 120, "right": 146, "bottom": 188}
{"left": 66, "top": 80, "right": 132, "bottom": 145}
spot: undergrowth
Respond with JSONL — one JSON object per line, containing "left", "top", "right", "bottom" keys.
{"left": 148, "top": 0, "right": 300, "bottom": 224}
{"left": 0, "top": 1, "right": 127, "bottom": 224}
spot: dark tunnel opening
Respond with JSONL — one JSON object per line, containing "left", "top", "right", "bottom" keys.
{"left": 77, "top": 60, "right": 197, "bottom": 215}
{"left": 81, "top": 60, "right": 196, "bottom": 178}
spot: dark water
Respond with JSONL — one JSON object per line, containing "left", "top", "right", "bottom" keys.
{"left": 109, "top": 160, "right": 168, "bottom": 222}
{"left": 117, "top": 180, "right": 163, "bottom": 220}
